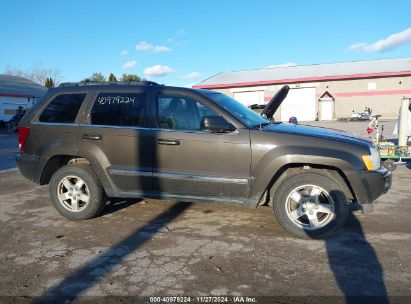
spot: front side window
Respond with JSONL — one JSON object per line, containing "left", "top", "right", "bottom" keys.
{"left": 157, "top": 94, "right": 223, "bottom": 131}
{"left": 90, "top": 92, "right": 146, "bottom": 127}
{"left": 39, "top": 93, "right": 86, "bottom": 123}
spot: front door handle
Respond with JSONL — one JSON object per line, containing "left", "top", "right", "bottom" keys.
{"left": 82, "top": 134, "right": 102, "bottom": 140}
{"left": 158, "top": 139, "right": 180, "bottom": 145}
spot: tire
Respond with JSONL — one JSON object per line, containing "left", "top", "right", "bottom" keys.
{"left": 383, "top": 159, "right": 397, "bottom": 171}
{"left": 272, "top": 171, "right": 349, "bottom": 239}
{"left": 49, "top": 164, "right": 105, "bottom": 220}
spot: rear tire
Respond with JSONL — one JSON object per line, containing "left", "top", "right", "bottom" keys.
{"left": 272, "top": 171, "right": 349, "bottom": 239}
{"left": 49, "top": 164, "right": 105, "bottom": 220}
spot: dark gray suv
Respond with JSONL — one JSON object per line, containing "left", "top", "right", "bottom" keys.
{"left": 16, "top": 81, "right": 391, "bottom": 238}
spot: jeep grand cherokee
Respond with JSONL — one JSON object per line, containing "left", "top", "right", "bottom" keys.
{"left": 16, "top": 81, "right": 391, "bottom": 238}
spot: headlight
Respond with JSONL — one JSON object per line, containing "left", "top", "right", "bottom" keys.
{"left": 362, "top": 147, "right": 381, "bottom": 170}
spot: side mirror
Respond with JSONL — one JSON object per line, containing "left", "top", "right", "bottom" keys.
{"left": 201, "top": 116, "right": 234, "bottom": 132}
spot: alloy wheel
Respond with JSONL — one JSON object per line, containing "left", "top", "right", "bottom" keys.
{"left": 56, "top": 175, "right": 90, "bottom": 212}
{"left": 285, "top": 184, "right": 335, "bottom": 230}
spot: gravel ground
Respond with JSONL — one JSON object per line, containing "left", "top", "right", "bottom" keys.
{"left": 0, "top": 121, "right": 410, "bottom": 303}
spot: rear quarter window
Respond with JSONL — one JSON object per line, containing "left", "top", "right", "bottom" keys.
{"left": 39, "top": 93, "right": 86, "bottom": 123}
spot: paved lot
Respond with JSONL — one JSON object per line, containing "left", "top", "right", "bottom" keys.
{"left": 307, "top": 119, "right": 397, "bottom": 140}
{"left": 0, "top": 121, "right": 410, "bottom": 303}
{"left": 0, "top": 131, "right": 18, "bottom": 171}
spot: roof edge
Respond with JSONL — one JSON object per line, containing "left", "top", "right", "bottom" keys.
{"left": 202, "top": 56, "right": 411, "bottom": 75}
{"left": 0, "top": 93, "right": 40, "bottom": 98}
{"left": 193, "top": 71, "right": 411, "bottom": 89}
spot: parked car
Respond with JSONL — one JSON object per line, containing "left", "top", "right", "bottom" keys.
{"left": 16, "top": 81, "right": 391, "bottom": 239}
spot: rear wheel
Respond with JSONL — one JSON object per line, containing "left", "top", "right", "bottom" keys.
{"left": 49, "top": 164, "right": 105, "bottom": 220}
{"left": 272, "top": 171, "right": 349, "bottom": 239}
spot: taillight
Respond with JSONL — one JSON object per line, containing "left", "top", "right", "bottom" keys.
{"left": 17, "top": 127, "right": 30, "bottom": 153}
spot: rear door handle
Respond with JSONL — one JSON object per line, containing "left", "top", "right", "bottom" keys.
{"left": 82, "top": 134, "right": 102, "bottom": 140}
{"left": 158, "top": 139, "right": 180, "bottom": 145}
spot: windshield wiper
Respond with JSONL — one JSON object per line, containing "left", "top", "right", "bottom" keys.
{"left": 252, "top": 122, "right": 271, "bottom": 129}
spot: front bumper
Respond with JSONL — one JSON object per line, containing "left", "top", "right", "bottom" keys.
{"left": 349, "top": 167, "right": 392, "bottom": 213}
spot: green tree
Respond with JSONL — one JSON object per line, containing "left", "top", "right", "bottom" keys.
{"left": 121, "top": 73, "right": 141, "bottom": 82}
{"left": 108, "top": 73, "right": 117, "bottom": 82}
{"left": 44, "top": 77, "right": 54, "bottom": 88}
{"left": 44, "top": 78, "right": 50, "bottom": 88}
{"left": 89, "top": 72, "right": 106, "bottom": 82}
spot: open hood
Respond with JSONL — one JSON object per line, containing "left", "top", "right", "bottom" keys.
{"left": 260, "top": 85, "right": 290, "bottom": 118}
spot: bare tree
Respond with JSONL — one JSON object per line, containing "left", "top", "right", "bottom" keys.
{"left": 28, "top": 62, "right": 62, "bottom": 86}
{"left": 4, "top": 67, "right": 25, "bottom": 78}
{"left": 4, "top": 62, "right": 63, "bottom": 86}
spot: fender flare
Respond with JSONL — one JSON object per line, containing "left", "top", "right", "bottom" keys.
{"left": 249, "top": 154, "right": 359, "bottom": 203}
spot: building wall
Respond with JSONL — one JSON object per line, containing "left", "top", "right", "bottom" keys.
{"left": 0, "top": 96, "right": 33, "bottom": 121}
{"left": 208, "top": 75, "right": 411, "bottom": 120}
{"left": 317, "top": 76, "right": 410, "bottom": 119}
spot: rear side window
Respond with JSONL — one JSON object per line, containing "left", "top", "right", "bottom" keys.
{"left": 90, "top": 92, "right": 146, "bottom": 127}
{"left": 39, "top": 93, "right": 86, "bottom": 123}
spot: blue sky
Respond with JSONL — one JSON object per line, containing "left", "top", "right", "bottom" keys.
{"left": 1, "top": 0, "right": 411, "bottom": 86}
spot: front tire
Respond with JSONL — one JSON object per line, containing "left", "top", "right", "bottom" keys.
{"left": 49, "top": 164, "right": 105, "bottom": 220}
{"left": 272, "top": 171, "right": 349, "bottom": 239}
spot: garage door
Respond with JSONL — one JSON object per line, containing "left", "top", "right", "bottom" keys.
{"left": 233, "top": 91, "right": 264, "bottom": 107}
{"left": 280, "top": 88, "right": 316, "bottom": 121}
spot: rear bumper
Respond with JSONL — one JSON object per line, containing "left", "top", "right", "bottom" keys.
{"left": 16, "top": 153, "right": 45, "bottom": 184}
{"left": 349, "top": 167, "right": 392, "bottom": 213}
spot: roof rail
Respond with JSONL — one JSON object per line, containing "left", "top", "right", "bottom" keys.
{"left": 58, "top": 79, "right": 160, "bottom": 87}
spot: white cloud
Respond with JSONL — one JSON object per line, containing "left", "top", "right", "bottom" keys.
{"left": 347, "top": 27, "right": 411, "bottom": 52}
{"left": 166, "top": 37, "right": 186, "bottom": 47}
{"left": 144, "top": 65, "right": 175, "bottom": 77}
{"left": 122, "top": 60, "right": 137, "bottom": 69}
{"left": 267, "top": 62, "right": 297, "bottom": 68}
{"left": 179, "top": 72, "right": 201, "bottom": 79}
{"left": 154, "top": 45, "right": 172, "bottom": 53}
{"left": 136, "top": 41, "right": 153, "bottom": 51}
{"left": 120, "top": 50, "right": 129, "bottom": 56}
{"left": 136, "top": 41, "right": 172, "bottom": 53}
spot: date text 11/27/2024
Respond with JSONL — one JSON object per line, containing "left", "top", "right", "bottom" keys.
{"left": 149, "top": 296, "right": 257, "bottom": 303}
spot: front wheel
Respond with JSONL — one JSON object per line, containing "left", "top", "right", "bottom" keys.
{"left": 272, "top": 171, "right": 349, "bottom": 239}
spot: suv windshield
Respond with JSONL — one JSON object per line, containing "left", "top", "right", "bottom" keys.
{"left": 201, "top": 91, "right": 269, "bottom": 128}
